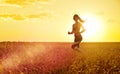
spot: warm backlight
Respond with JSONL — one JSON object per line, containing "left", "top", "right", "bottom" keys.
{"left": 81, "top": 14, "right": 103, "bottom": 41}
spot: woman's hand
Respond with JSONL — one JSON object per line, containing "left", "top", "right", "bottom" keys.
{"left": 80, "top": 29, "right": 85, "bottom": 33}
{"left": 68, "top": 31, "right": 72, "bottom": 34}
{"left": 80, "top": 28, "right": 85, "bottom": 33}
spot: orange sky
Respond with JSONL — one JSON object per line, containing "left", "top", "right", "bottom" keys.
{"left": 0, "top": 0, "right": 120, "bottom": 42}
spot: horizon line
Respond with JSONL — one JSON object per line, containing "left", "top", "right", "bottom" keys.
{"left": 0, "top": 41, "right": 120, "bottom": 43}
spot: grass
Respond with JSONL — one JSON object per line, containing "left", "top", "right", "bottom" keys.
{"left": 0, "top": 42, "right": 120, "bottom": 74}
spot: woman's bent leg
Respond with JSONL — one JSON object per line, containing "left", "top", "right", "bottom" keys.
{"left": 71, "top": 42, "right": 79, "bottom": 49}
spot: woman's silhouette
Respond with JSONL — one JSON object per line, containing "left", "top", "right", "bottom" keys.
{"left": 68, "top": 14, "right": 85, "bottom": 50}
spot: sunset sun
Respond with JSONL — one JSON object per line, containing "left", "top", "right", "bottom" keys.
{"left": 81, "top": 14, "right": 103, "bottom": 41}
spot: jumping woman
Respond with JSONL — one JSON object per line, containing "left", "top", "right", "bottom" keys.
{"left": 68, "top": 14, "right": 85, "bottom": 50}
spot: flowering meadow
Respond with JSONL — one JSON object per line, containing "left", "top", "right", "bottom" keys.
{"left": 0, "top": 42, "right": 120, "bottom": 74}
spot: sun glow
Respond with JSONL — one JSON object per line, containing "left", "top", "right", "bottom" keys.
{"left": 81, "top": 14, "right": 104, "bottom": 42}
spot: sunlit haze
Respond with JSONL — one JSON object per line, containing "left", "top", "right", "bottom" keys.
{"left": 0, "top": 0, "right": 120, "bottom": 42}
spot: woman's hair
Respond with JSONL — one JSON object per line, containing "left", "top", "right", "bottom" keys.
{"left": 73, "top": 14, "right": 84, "bottom": 22}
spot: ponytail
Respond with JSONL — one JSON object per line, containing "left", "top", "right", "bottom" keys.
{"left": 78, "top": 16, "right": 84, "bottom": 23}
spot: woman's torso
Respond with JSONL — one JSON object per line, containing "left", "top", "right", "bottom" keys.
{"left": 73, "top": 22, "right": 81, "bottom": 35}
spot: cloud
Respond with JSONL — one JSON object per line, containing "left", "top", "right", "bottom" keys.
{"left": 107, "top": 19, "right": 115, "bottom": 23}
{"left": 0, "top": 4, "right": 21, "bottom": 8}
{"left": 0, "top": 0, "right": 53, "bottom": 20}
{"left": 0, "top": 14, "right": 26, "bottom": 20}
{"left": 1, "top": 0, "right": 51, "bottom": 6}
{"left": 28, "top": 13, "right": 48, "bottom": 18}
{"left": 0, "top": 13, "right": 48, "bottom": 20}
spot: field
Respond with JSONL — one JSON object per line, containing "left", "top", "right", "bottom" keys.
{"left": 0, "top": 42, "right": 120, "bottom": 74}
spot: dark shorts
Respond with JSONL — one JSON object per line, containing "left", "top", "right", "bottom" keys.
{"left": 74, "top": 33, "right": 82, "bottom": 42}
{"left": 72, "top": 33, "right": 82, "bottom": 49}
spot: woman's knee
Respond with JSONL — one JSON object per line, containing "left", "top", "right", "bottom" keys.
{"left": 71, "top": 44, "right": 75, "bottom": 49}
{"left": 72, "top": 42, "right": 79, "bottom": 49}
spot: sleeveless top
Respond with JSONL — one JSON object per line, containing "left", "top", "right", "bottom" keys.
{"left": 73, "top": 22, "right": 81, "bottom": 35}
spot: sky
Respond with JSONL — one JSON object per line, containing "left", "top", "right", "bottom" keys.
{"left": 0, "top": 0, "right": 120, "bottom": 42}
